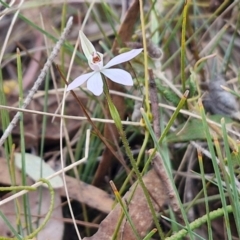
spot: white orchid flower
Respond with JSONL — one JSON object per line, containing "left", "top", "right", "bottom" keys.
{"left": 67, "top": 31, "right": 143, "bottom": 96}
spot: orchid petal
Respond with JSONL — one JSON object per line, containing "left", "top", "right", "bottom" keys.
{"left": 79, "top": 31, "right": 96, "bottom": 61}
{"left": 67, "top": 72, "right": 95, "bottom": 91}
{"left": 101, "top": 68, "right": 133, "bottom": 86}
{"left": 104, "top": 48, "right": 143, "bottom": 69}
{"left": 87, "top": 72, "right": 103, "bottom": 96}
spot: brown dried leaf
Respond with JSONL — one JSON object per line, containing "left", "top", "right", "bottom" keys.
{"left": 60, "top": 176, "right": 114, "bottom": 214}
{"left": 84, "top": 169, "right": 166, "bottom": 240}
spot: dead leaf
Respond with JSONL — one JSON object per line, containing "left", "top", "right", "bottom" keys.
{"left": 60, "top": 175, "right": 114, "bottom": 214}
{"left": 84, "top": 169, "right": 166, "bottom": 240}
{"left": 14, "top": 153, "right": 63, "bottom": 189}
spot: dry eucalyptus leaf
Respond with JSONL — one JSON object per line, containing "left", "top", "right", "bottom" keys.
{"left": 14, "top": 153, "right": 63, "bottom": 189}
{"left": 83, "top": 169, "right": 166, "bottom": 240}
{"left": 0, "top": 188, "right": 63, "bottom": 240}
{"left": 60, "top": 176, "right": 114, "bottom": 214}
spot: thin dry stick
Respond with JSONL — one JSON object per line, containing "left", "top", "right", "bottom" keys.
{"left": 149, "top": 69, "right": 160, "bottom": 138}
{"left": 148, "top": 70, "right": 183, "bottom": 224}
{"left": 0, "top": 16, "right": 73, "bottom": 147}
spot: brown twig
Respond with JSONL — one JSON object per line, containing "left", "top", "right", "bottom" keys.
{"left": 149, "top": 69, "right": 160, "bottom": 138}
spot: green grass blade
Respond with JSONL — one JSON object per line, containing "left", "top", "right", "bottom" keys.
{"left": 221, "top": 118, "right": 240, "bottom": 237}
{"left": 199, "top": 100, "right": 232, "bottom": 239}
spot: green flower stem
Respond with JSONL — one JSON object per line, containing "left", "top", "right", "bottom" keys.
{"left": 0, "top": 179, "right": 54, "bottom": 240}
{"left": 119, "top": 130, "right": 149, "bottom": 196}
{"left": 103, "top": 78, "right": 163, "bottom": 238}
{"left": 165, "top": 205, "right": 233, "bottom": 240}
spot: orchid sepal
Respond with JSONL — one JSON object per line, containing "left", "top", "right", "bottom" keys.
{"left": 104, "top": 48, "right": 143, "bottom": 69}
{"left": 79, "top": 31, "right": 96, "bottom": 61}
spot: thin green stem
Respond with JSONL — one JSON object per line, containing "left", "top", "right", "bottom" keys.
{"left": 165, "top": 205, "right": 233, "bottom": 240}
{"left": 110, "top": 181, "right": 140, "bottom": 240}
{"left": 0, "top": 186, "right": 36, "bottom": 191}
{"left": 181, "top": 0, "right": 190, "bottom": 92}
{"left": 139, "top": 0, "right": 150, "bottom": 115}
{"left": 143, "top": 228, "right": 157, "bottom": 240}
{"left": 199, "top": 99, "right": 232, "bottom": 239}
{"left": 17, "top": 48, "right": 32, "bottom": 234}
{"left": 103, "top": 78, "right": 163, "bottom": 238}
{"left": 119, "top": 130, "right": 149, "bottom": 196}
{"left": 142, "top": 90, "right": 189, "bottom": 172}
{"left": 197, "top": 150, "right": 213, "bottom": 240}
{"left": 221, "top": 118, "right": 240, "bottom": 236}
